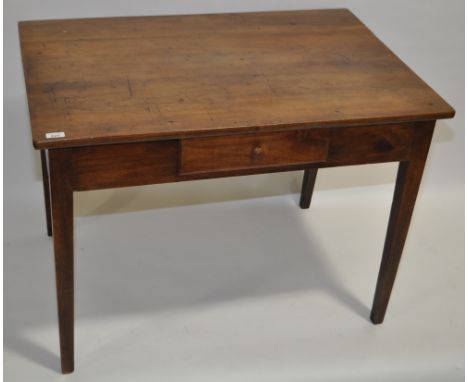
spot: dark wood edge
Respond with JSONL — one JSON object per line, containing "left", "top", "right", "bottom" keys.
{"left": 179, "top": 160, "right": 329, "bottom": 177}
{"left": 32, "top": 116, "right": 450, "bottom": 150}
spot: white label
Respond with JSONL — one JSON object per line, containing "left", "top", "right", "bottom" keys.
{"left": 45, "top": 132, "right": 65, "bottom": 139}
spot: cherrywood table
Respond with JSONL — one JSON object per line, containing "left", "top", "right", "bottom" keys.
{"left": 19, "top": 9, "right": 454, "bottom": 373}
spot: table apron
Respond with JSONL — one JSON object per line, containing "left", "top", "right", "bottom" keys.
{"left": 64, "top": 122, "right": 424, "bottom": 192}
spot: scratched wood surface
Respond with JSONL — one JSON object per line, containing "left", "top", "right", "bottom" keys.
{"left": 19, "top": 9, "right": 454, "bottom": 149}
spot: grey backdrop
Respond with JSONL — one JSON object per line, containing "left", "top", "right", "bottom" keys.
{"left": 4, "top": 0, "right": 464, "bottom": 381}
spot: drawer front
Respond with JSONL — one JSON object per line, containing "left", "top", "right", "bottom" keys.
{"left": 180, "top": 130, "right": 330, "bottom": 175}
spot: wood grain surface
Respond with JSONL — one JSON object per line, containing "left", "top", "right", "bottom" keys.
{"left": 19, "top": 9, "right": 454, "bottom": 149}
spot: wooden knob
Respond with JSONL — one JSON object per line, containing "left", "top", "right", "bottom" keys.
{"left": 252, "top": 145, "right": 265, "bottom": 160}
{"left": 253, "top": 145, "right": 263, "bottom": 156}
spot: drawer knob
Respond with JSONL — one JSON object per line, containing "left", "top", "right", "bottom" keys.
{"left": 252, "top": 145, "right": 264, "bottom": 159}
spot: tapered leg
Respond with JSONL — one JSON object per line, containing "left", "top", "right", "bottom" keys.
{"left": 49, "top": 149, "right": 74, "bottom": 373}
{"left": 370, "top": 124, "right": 435, "bottom": 324}
{"left": 300, "top": 168, "right": 318, "bottom": 209}
{"left": 40, "top": 150, "right": 53, "bottom": 236}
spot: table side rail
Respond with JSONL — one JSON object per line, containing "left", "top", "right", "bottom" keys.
{"left": 66, "top": 122, "right": 420, "bottom": 192}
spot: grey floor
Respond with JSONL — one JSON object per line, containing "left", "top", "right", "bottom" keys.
{"left": 4, "top": 169, "right": 464, "bottom": 381}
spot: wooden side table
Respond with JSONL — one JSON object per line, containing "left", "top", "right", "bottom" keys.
{"left": 19, "top": 9, "right": 455, "bottom": 373}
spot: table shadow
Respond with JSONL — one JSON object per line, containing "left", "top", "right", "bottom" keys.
{"left": 5, "top": 194, "right": 371, "bottom": 372}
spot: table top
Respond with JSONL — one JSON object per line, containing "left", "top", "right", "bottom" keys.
{"left": 19, "top": 9, "right": 454, "bottom": 149}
